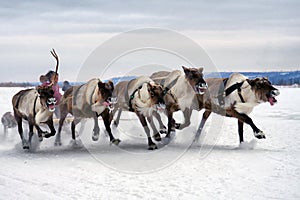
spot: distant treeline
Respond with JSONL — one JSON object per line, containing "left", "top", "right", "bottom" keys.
{"left": 1, "top": 72, "right": 299, "bottom": 87}
{"left": 206, "top": 70, "right": 300, "bottom": 85}
{"left": 0, "top": 82, "right": 35, "bottom": 87}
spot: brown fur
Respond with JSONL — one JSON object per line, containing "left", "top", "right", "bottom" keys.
{"left": 12, "top": 86, "right": 56, "bottom": 149}
{"left": 149, "top": 66, "right": 207, "bottom": 139}
{"left": 192, "top": 75, "right": 280, "bottom": 143}
{"left": 112, "top": 76, "right": 166, "bottom": 150}
{"left": 55, "top": 79, "right": 120, "bottom": 146}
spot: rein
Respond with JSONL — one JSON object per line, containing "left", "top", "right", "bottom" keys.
{"left": 218, "top": 78, "right": 245, "bottom": 106}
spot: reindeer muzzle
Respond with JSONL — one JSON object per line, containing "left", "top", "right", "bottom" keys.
{"left": 195, "top": 82, "right": 208, "bottom": 95}
{"left": 46, "top": 97, "right": 57, "bottom": 112}
{"left": 268, "top": 89, "right": 280, "bottom": 106}
{"left": 156, "top": 102, "right": 166, "bottom": 112}
{"left": 104, "top": 97, "right": 118, "bottom": 111}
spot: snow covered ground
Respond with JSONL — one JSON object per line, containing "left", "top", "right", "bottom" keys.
{"left": 0, "top": 87, "right": 299, "bottom": 199}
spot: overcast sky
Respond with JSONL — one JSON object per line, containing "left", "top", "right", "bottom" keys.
{"left": 0, "top": 0, "right": 299, "bottom": 82}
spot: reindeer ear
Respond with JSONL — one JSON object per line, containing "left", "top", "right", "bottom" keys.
{"left": 147, "top": 82, "right": 153, "bottom": 91}
{"left": 107, "top": 80, "right": 114, "bottom": 90}
{"left": 98, "top": 81, "right": 105, "bottom": 89}
{"left": 246, "top": 79, "right": 255, "bottom": 87}
{"left": 36, "top": 86, "right": 42, "bottom": 94}
{"left": 182, "top": 66, "right": 190, "bottom": 75}
{"left": 198, "top": 67, "right": 203, "bottom": 73}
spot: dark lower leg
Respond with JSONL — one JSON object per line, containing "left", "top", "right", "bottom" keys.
{"left": 71, "top": 118, "right": 81, "bottom": 140}
{"left": 238, "top": 120, "right": 244, "bottom": 143}
{"left": 177, "top": 109, "right": 192, "bottom": 130}
{"left": 152, "top": 111, "right": 166, "bottom": 131}
{"left": 102, "top": 109, "right": 120, "bottom": 144}
{"left": 195, "top": 110, "right": 211, "bottom": 140}
{"left": 147, "top": 116, "right": 161, "bottom": 141}
{"left": 137, "top": 113, "right": 156, "bottom": 149}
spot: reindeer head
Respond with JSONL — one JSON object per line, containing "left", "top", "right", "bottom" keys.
{"left": 147, "top": 82, "right": 166, "bottom": 111}
{"left": 97, "top": 80, "right": 116, "bottom": 111}
{"left": 182, "top": 66, "right": 208, "bottom": 94}
{"left": 247, "top": 77, "right": 280, "bottom": 106}
{"left": 36, "top": 85, "right": 56, "bottom": 112}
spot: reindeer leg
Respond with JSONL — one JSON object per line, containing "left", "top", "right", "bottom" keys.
{"left": 152, "top": 111, "right": 167, "bottom": 134}
{"left": 3, "top": 126, "right": 7, "bottom": 137}
{"left": 176, "top": 108, "right": 192, "bottom": 130}
{"left": 92, "top": 113, "right": 100, "bottom": 141}
{"left": 55, "top": 109, "right": 68, "bottom": 146}
{"left": 238, "top": 120, "right": 244, "bottom": 143}
{"left": 113, "top": 108, "right": 122, "bottom": 128}
{"left": 136, "top": 113, "right": 157, "bottom": 150}
{"left": 226, "top": 109, "right": 265, "bottom": 140}
{"left": 147, "top": 116, "right": 161, "bottom": 141}
{"left": 165, "top": 110, "right": 176, "bottom": 138}
{"left": 44, "top": 118, "right": 56, "bottom": 138}
{"left": 101, "top": 109, "right": 120, "bottom": 145}
{"left": 16, "top": 115, "right": 27, "bottom": 149}
{"left": 71, "top": 118, "right": 81, "bottom": 141}
{"left": 195, "top": 110, "right": 211, "bottom": 142}
{"left": 28, "top": 123, "right": 34, "bottom": 149}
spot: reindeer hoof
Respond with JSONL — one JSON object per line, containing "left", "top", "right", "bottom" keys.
{"left": 148, "top": 144, "right": 158, "bottom": 150}
{"left": 54, "top": 141, "right": 62, "bottom": 146}
{"left": 153, "top": 133, "right": 161, "bottom": 141}
{"left": 23, "top": 145, "right": 29, "bottom": 150}
{"left": 113, "top": 121, "right": 119, "bottom": 128}
{"left": 92, "top": 134, "right": 99, "bottom": 141}
{"left": 254, "top": 131, "right": 266, "bottom": 139}
{"left": 44, "top": 132, "right": 55, "bottom": 138}
{"left": 111, "top": 139, "right": 121, "bottom": 145}
{"left": 162, "top": 130, "right": 176, "bottom": 144}
{"left": 175, "top": 123, "right": 180, "bottom": 129}
{"left": 38, "top": 136, "right": 43, "bottom": 142}
{"left": 159, "top": 128, "right": 167, "bottom": 134}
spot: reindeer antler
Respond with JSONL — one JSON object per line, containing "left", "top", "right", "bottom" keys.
{"left": 50, "top": 48, "right": 59, "bottom": 75}
{"left": 49, "top": 48, "right": 59, "bottom": 86}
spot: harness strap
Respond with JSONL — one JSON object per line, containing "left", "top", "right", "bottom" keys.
{"left": 162, "top": 75, "right": 180, "bottom": 97}
{"left": 218, "top": 78, "right": 245, "bottom": 106}
{"left": 237, "top": 87, "right": 245, "bottom": 103}
{"left": 128, "top": 85, "right": 143, "bottom": 112}
{"left": 33, "top": 95, "right": 38, "bottom": 116}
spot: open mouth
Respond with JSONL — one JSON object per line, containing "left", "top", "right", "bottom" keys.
{"left": 103, "top": 101, "right": 111, "bottom": 107}
{"left": 47, "top": 104, "right": 55, "bottom": 112}
{"left": 195, "top": 84, "right": 208, "bottom": 95}
{"left": 104, "top": 97, "right": 117, "bottom": 111}
{"left": 268, "top": 97, "right": 277, "bottom": 106}
{"left": 268, "top": 90, "right": 279, "bottom": 106}
{"left": 156, "top": 103, "right": 166, "bottom": 111}
{"left": 46, "top": 97, "right": 56, "bottom": 112}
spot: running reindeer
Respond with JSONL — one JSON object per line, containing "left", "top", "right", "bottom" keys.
{"left": 113, "top": 66, "right": 208, "bottom": 144}
{"left": 54, "top": 78, "right": 120, "bottom": 146}
{"left": 111, "top": 76, "right": 167, "bottom": 150}
{"left": 174, "top": 73, "right": 280, "bottom": 143}
{"left": 150, "top": 66, "right": 208, "bottom": 141}
{"left": 12, "top": 49, "right": 59, "bottom": 149}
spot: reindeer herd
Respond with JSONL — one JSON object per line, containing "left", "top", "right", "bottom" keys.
{"left": 10, "top": 50, "right": 280, "bottom": 150}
